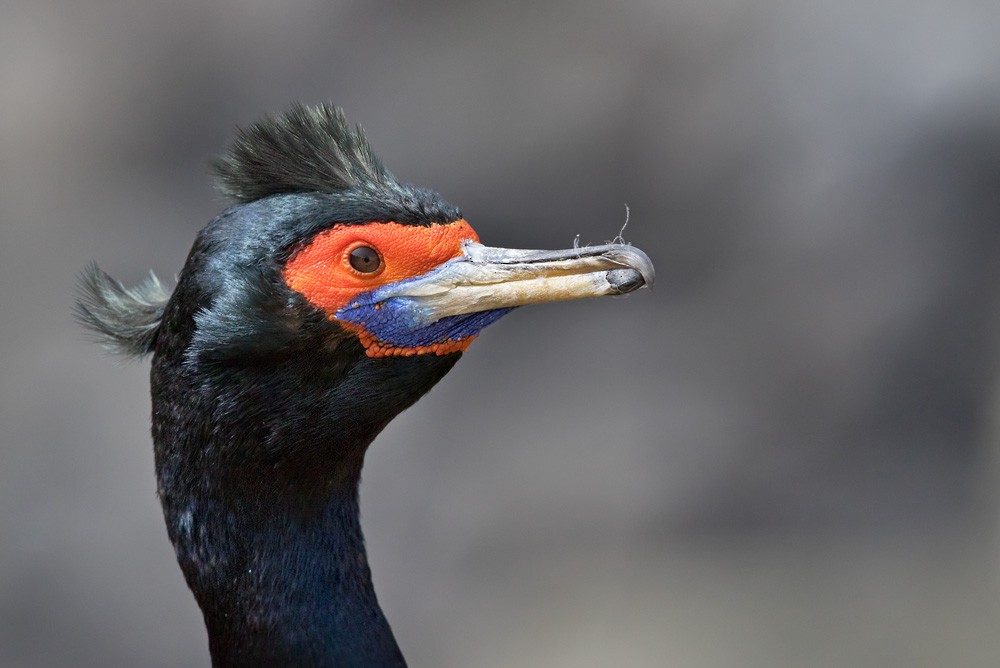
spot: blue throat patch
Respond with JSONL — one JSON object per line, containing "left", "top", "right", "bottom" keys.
{"left": 337, "top": 293, "right": 514, "bottom": 348}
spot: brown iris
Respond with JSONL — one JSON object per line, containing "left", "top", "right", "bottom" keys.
{"left": 349, "top": 246, "right": 381, "bottom": 273}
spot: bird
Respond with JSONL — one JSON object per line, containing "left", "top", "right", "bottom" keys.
{"left": 75, "top": 103, "right": 653, "bottom": 667}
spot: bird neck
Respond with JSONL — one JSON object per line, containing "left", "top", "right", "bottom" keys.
{"left": 150, "top": 330, "right": 459, "bottom": 667}
{"left": 188, "top": 480, "right": 406, "bottom": 667}
{"left": 149, "top": 269, "right": 461, "bottom": 665}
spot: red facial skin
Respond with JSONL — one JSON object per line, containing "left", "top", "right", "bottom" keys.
{"left": 283, "top": 220, "right": 480, "bottom": 357}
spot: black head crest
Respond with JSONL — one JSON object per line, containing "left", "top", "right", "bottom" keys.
{"left": 212, "top": 103, "right": 396, "bottom": 202}
{"left": 74, "top": 263, "right": 168, "bottom": 358}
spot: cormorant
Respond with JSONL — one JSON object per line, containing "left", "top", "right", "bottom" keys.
{"left": 75, "top": 103, "right": 653, "bottom": 667}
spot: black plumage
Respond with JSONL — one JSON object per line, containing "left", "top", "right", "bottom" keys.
{"left": 76, "top": 103, "right": 652, "bottom": 667}
{"left": 212, "top": 103, "right": 391, "bottom": 201}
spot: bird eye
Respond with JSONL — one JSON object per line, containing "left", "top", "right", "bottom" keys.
{"left": 349, "top": 246, "right": 381, "bottom": 273}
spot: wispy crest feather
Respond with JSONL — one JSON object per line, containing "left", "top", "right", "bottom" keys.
{"left": 74, "top": 263, "right": 169, "bottom": 357}
{"left": 212, "top": 103, "right": 394, "bottom": 202}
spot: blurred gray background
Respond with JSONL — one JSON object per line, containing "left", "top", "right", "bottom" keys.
{"left": 3, "top": 0, "right": 1000, "bottom": 666}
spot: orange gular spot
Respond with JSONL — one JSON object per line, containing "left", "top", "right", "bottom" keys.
{"left": 283, "top": 219, "right": 479, "bottom": 316}
{"left": 340, "top": 321, "right": 475, "bottom": 357}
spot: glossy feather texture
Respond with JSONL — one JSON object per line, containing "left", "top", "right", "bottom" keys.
{"left": 76, "top": 105, "right": 472, "bottom": 666}
{"left": 75, "top": 103, "right": 651, "bottom": 667}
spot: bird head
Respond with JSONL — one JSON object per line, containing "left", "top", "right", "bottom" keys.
{"left": 75, "top": 103, "right": 656, "bottom": 664}
{"left": 78, "top": 103, "right": 653, "bottom": 478}
{"left": 170, "top": 103, "right": 653, "bottom": 370}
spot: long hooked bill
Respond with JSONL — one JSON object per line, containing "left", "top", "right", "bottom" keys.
{"left": 349, "top": 241, "right": 655, "bottom": 328}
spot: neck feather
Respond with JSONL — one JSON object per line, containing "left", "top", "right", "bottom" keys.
{"left": 187, "top": 483, "right": 406, "bottom": 667}
{"left": 150, "top": 332, "right": 459, "bottom": 666}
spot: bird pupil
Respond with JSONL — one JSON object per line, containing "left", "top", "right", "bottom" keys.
{"left": 349, "top": 246, "right": 381, "bottom": 273}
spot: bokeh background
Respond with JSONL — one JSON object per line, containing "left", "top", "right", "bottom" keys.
{"left": 3, "top": 1, "right": 1000, "bottom": 666}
